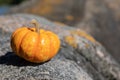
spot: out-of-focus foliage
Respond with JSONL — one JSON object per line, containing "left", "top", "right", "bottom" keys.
{"left": 0, "top": 0, "right": 25, "bottom": 5}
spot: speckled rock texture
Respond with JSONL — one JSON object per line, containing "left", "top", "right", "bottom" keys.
{"left": 0, "top": 14, "right": 120, "bottom": 80}
{"left": 8, "top": 0, "right": 120, "bottom": 64}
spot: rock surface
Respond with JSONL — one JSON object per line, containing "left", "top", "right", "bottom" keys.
{"left": 0, "top": 14, "right": 120, "bottom": 80}
{"left": 8, "top": 0, "right": 120, "bottom": 63}
{"left": 76, "top": 0, "right": 120, "bottom": 63}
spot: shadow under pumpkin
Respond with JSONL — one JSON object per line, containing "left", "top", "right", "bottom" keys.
{"left": 0, "top": 52, "right": 49, "bottom": 66}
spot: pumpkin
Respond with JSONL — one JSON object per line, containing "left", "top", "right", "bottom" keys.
{"left": 10, "top": 19, "right": 60, "bottom": 63}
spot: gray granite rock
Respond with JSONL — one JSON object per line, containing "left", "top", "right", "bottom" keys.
{"left": 0, "top": 53, "right": 91, "bottom": 80}
{"left": 0, "top": 14, "right": 120, "bottom": 80}
{"left": 8, "top": 0, "right": 120, "bottom": 64}
{"left": 0, "top": 14, "right": 92, "bottom": 80}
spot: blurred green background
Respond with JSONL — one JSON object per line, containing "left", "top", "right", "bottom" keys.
{"left": 0, "top": 0, "right": 25, "bottom": 15}
{"left": 0, "top": 0, "right": 25, "bottom": 5}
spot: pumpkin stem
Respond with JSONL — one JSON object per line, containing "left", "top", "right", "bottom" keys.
{"left": 31, "top": 19, "right": 40, "bottom": 34}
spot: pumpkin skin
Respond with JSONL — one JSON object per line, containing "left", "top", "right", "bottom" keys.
{"left": 10, "top": 26, "right": 60, "bottom": 63}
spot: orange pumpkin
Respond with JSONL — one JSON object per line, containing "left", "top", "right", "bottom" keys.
{"left": 10, "top": 19, "right": 60, "bottom": 63}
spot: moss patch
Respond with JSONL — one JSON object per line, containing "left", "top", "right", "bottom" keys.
{"left": 70, "top": 30, "right": 96, "bottom": 43}
{"left": 64, "top": 36, "right": 77, "bottom": 48}
{"left": 54, "top": 21, "right": 67, "bottom": 26}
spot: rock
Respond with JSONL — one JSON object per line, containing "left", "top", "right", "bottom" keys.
{"left": 0, "top": 53, "right": 90, "bottom": 80}
{"left": 0, "top": 14, "right": 120, "bottom": 80}
{"left": 8, "top": 0, "right": 120, "bottom": 64}
{"left": 76, "top": 0, "right": 120, "bottom": 63}
{"left": 8, "top": 0, "right": 85, "bottom": 25}
{"left": 0, "top": 14, "right": 92, "bottom": 80}
{"left": 104, "top": 0, "right": 120, "bottom": 22}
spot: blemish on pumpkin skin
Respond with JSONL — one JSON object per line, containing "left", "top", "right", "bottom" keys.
{"left": 70, "top": 30, "right": 96, "bottom": 43}
{"left": 64, "top": 36, "right": 77, "bottom": 48}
